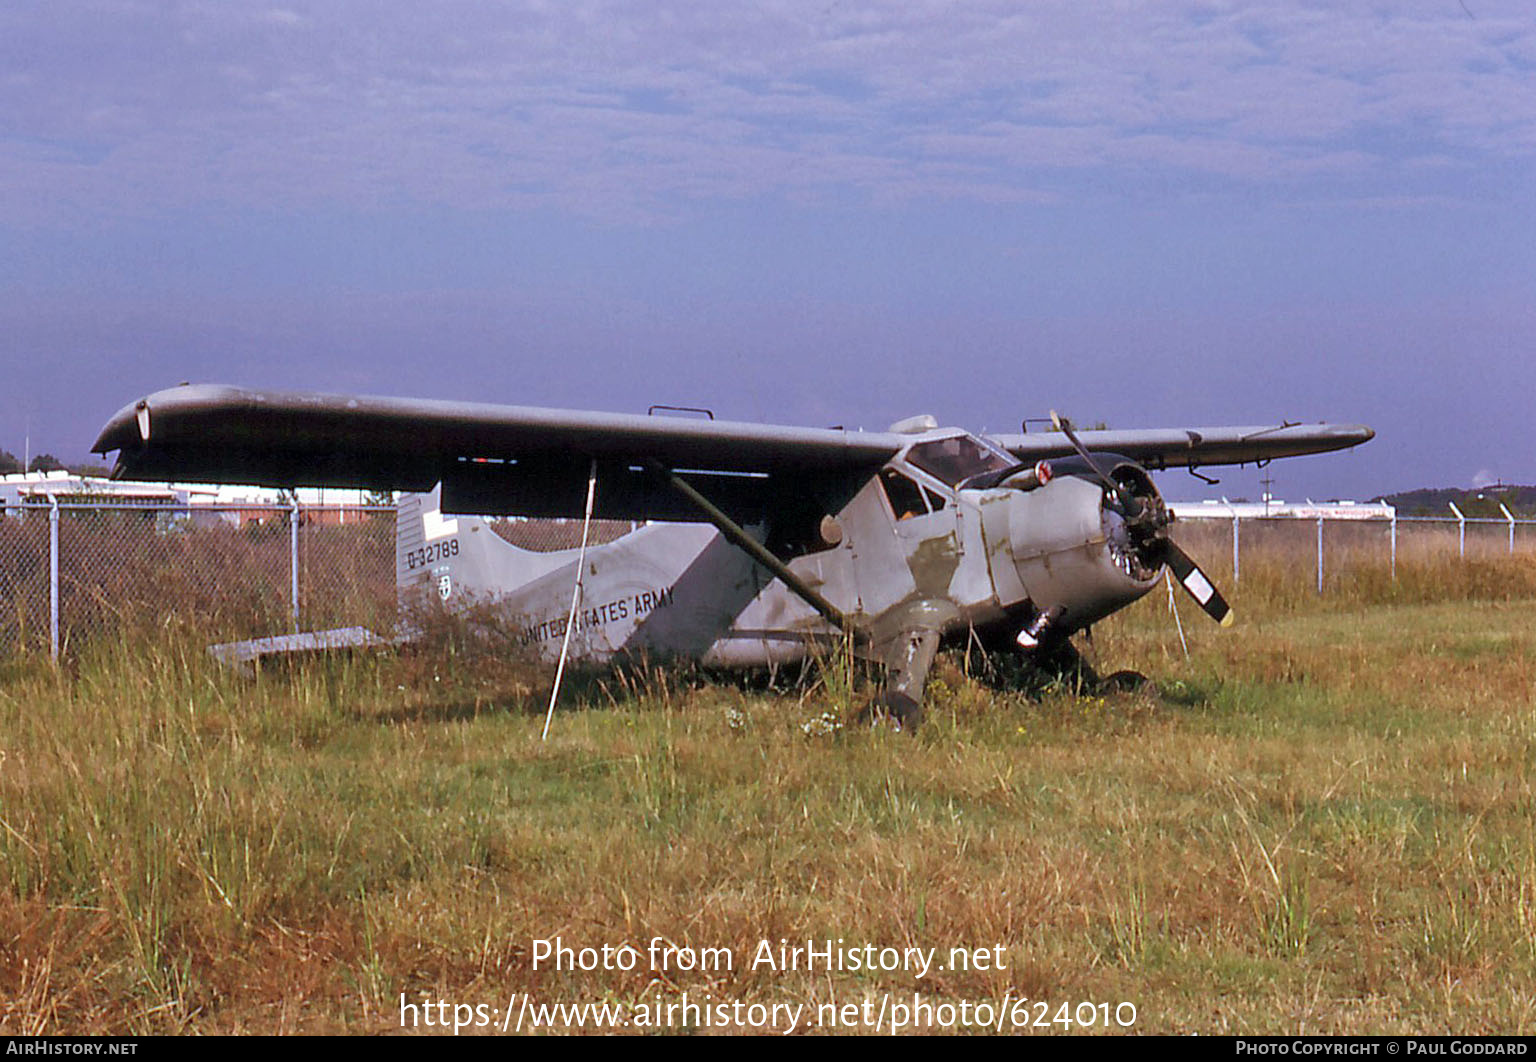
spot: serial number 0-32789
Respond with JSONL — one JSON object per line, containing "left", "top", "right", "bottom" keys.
{"left": 406, "top": 538, "right": 459, "bottom": 570}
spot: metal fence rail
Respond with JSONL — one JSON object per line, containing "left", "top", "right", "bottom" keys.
{"left": 1174, "top": 511, "right": 1536, "bottom": 595}
{"left": 4, "top": 500, "right": 1535, "bottom": 661}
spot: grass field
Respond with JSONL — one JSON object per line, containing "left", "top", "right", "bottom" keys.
{"left": 2, "top": 547, "right": 1535, "bottom": 1035}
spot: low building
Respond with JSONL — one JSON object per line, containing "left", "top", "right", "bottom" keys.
{"left": 0, "top": 471, "right": 199, "bottom": 512}
{"left": 1168, "top": 498, "right": 1396, "bottom": 521}
{"left": 0, "top": 473, "right": 377, "bottom": 527}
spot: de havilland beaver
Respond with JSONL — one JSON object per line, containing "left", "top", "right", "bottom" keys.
{"left": 94, "top": 383, "right": 1372, "bottom": 726}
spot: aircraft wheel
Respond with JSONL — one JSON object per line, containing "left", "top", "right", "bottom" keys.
{"left": 1033, "top": 640, "right": 1100, "bottom": 693}
{"left": 1100, "top": 669, "right": 1154, "bottom": 694}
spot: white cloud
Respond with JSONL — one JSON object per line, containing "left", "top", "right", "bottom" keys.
{"left": 2, "top": 1, "right": 1534, "bottom": 221}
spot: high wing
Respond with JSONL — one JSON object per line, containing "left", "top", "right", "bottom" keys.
{"left": 93, "top": 384, "right": 1374, "bottom": 523}
{"left": 987, "top": 423, "right": 1373, "bottom": 471}
{"left": 92, "top": 383, "right": 902, "bottom": 523}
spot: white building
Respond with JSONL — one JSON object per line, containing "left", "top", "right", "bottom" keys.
{"left": 1168, "top": 498, "right": 1395, "bottom": 521}
{"left": 0, "top": 470, "right": 202, "bottom": 509}
{"left": 0, "top": 471, "right": 376, "bottom": 527}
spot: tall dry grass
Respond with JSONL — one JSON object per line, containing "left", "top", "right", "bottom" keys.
{"left": 2, "top": 543, "right": 1535, "bottom": 1034}
{"left": 1172, "top": 517, "right": 1536, "bottom": 612}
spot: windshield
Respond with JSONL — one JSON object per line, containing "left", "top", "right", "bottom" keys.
{"left": 905, "top": 434, "right": 1015, "bottom": 486}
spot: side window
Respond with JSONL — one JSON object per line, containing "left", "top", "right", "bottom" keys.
{"left": 923, "top": 486, "right": 948, "bottom": 512}
{"left": 880, "top": 469, "right": 929, "bottom": 521}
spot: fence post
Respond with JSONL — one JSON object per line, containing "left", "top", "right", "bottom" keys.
{"left": 49, "top": 495, "right": 60, "bottom": 662}
{"left": 1449, "top": 502, "right": 1465, "bottom": 559}
{"left": 290, "top": 497, "right": 301, "bottom": 633}
{"left": 1232, "top": 513, "right": 1240, "bottom": 584}
{"left": 1316, "top": 515, "right": 1324, "bottom": 595}
{"left": 1501, "top": 503, "right": 1515, "bottom": 554}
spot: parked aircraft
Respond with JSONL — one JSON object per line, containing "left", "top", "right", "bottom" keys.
{"left": 94, "top": 384, "right": 1372, "bottom": 725}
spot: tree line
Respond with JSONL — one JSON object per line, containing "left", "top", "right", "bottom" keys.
{"left": 0, "top": 449, "right": 89, "bottom": 476}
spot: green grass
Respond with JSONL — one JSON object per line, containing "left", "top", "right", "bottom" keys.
{"left": 3, "top": 555, "right": 1536, "bottom": 1034}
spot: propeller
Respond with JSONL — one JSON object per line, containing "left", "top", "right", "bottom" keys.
{"left": 1163, "top": 539, "right": 1234, "bottom": 627}
{"left": 1050, "top": 411, "right": 1235, "bottom": 627}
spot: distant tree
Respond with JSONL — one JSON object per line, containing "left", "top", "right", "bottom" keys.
{"left": 28, "top": 454, "right": 65, "bottom": 473}
{"left": 1377, "top": 484, "right": 1536, "bottom": 518}
{"left": 1463, "top": 491, "right": 1511, "bottom": 519}
{"left": 0, "top": 449, "right": 19, "bottom": 475}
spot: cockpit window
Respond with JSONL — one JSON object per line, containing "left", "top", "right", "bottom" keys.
{"left": 906, "top": 434, "right": 1015, "bottom": 486}
{"left": 880, "top": 468, "right": 930, "bottom": 520}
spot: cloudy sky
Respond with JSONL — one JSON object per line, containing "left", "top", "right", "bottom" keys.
{"left": 3, "top": 1, "right": 1533, "bottom": 499}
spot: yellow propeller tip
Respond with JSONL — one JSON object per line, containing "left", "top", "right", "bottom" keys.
{"left": 1220, "top": 611, "right": 1236, "bottom": 628}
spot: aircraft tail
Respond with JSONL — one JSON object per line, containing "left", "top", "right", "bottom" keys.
{"left": 395, "top": 485, "right": 577, "bottom": 611}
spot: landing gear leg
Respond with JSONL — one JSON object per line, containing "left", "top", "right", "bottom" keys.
{"left": 877, "top": 628, "right": 941, "bottom": 731}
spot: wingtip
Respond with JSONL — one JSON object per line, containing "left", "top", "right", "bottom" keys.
{"left": 92, "top": 400, "right": 143, "bottom": 455}
{"left": 1335, "top": 423, "right": 1375, "bottom": 448}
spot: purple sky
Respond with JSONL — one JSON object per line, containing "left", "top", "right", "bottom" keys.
{"left": 3, "top": 1, "right": 1533, "bottom": 500}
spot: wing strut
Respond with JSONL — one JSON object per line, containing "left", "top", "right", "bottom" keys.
{"left": 542, "top": 458, "right": 599, "bottom": 741}
{"left": 645, "top": 460, "right": 860, "bottom": 639}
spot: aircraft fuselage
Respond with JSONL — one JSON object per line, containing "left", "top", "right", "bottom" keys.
{"left": 398, "top": 428, "right": 1163, "bottom": 670}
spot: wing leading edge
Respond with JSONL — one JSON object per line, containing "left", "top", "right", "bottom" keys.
{"left": 988, "top": 423, "right": 1374, "bottom": 471}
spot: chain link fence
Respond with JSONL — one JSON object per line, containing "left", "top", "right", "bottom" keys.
{"left": 4, "top": 499, "right": 1536, "bottom": 661}
{"left": 0, "top": 499, "right": 644, "bottom": 660}
{"left": 1, "top": 501, "right": 397, "bottom": 659}
{"left": 488, "top": 517, "right": 636, "bottom": 551}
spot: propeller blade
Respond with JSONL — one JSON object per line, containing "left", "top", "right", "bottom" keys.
{"left": 1163, "top": 540, "right": 1235, "bottom": 627}
{"left": 1050, "top": 410, "right": 1140, "bottom": 515}
{"left": 1050, "top": 410, "right": 1115, "bottom": 490}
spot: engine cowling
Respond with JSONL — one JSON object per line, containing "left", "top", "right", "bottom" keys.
{"left": 1001, "top": 455, "right": 1169, "bottom": 634}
